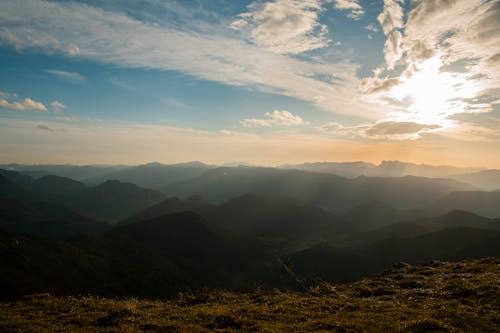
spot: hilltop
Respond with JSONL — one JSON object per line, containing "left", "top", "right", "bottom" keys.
{"left": 0, "top": 258, "right": 498, "bottom": 332}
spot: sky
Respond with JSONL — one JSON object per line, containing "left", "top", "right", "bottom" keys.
{"left": 0, "top": 0, "right": 499, "bottom": 167}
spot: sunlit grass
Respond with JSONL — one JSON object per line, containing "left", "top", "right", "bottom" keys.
{"left": 1, "top": 258, "right": 498, "bottom": 332}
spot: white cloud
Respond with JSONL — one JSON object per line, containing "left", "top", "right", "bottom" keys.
{"left": 241, "top": 110, "right": 306, "bottom": 127}
{"left": 364, "top": 23, "right": 379, "bottom": 33}
{"left": 231, "top": 0, "right": 329, "bottom": 54}
{"left": 51, "top": 100, "right": 67, "bottom": 111}
{"left": 0, "top": 96, "right": 47, "bottom": 111}
{"left": 0, "top": 0, "right": 380, "bottom": 118}
{"left": 317, "top": 120, "right": 441, "bottom": 140}
{"left": 332, "top": 0, "right": 365, "bottom": 20}
{"left": 45, "top": 69, "right": 86, "bottom": 83}
{"left": 377, "top": 0, "right": 404, "bottom": 69}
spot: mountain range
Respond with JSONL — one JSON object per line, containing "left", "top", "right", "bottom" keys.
{"left": 3, "top": 160, "right": 500, "bottom": 190}
{"left": 0, "top": 162, "right": 499, "bottom": 299}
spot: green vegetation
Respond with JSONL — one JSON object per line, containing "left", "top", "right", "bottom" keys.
{"left": 1, "top": 258, "right": 498, "bottom": 332}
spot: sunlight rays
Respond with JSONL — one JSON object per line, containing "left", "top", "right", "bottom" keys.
{"left": 388, "top": 56, "right": 484, "bottom": 128}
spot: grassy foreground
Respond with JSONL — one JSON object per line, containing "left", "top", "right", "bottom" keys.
{"left": 1, "top": 258, "right": 499, "bottom": 333}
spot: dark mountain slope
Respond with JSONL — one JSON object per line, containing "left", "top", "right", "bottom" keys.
{"left": 288, "top": 227, "right": 500, "bottom": 283}
{"left": 120, "top": 196, "right": 216, "bottom": 225}
{"left": 352, "top": 223, "right": 431, "bottom": 244}
{"left": 364, "top": 227, "right": 500, "bottom": 265}
{"left": 0, "top": 229, "right": 115, "bottom": 299}
{"left": 340, "top": 201, "right": 428, "bottom": 231}
{"left": 210, "top": 195, "right": 337, "bottom": 240}
{"left": 29, "top": 175, "right": 87, "bottom": 194}
{"left": 1, "top": 172, "right": 166, "bottom": 223}
{"left": 428, "top": 191, "right": 500, "bottom": 218}
{"left": 0, "top": 198, "right": 110, "bottom": 240}
{"left": 0, "top": 212, "right": 291, "bottom": 299}
{"left": 0, "top": 169, "right": 34, "bottom": 186}
{"left": 0, "top": 169, "right": 89, "bottom": 197}
{"left": 338, "top": 210, "right": 499, "bottom": 250}
{"left": 121, "top": 194, "right": 340, "bottom": 246}
{"left": 105, "top": 212, "right": 293, "bottom": 293}
{"left": 0, "top": 164, "right": 127, "bottom": 182}
{"left": 424, "top": 210, "right": 500, "bottom": 231}
{"left": 63, "top": 180, "right": 165, "bottom": 222}
{"left": 0, "top": 175, "right": 32, "bottom": 200}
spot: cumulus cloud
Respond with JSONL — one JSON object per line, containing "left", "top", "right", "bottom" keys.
{"left": 332, "top": 0, "right": 365, "bottom": 20}
{"left": 45, "top": 69, "right": 86, "bottom": 83}
{"left": 241, "top": 110, "right": 306, "bottom": 127}
{"left": 0, "top": 97, "right": 47, "bottom": 111}
{"left": 51, "top": 100, "right": 67, "bottom": 111}
{"left": 231, "top": 0, "right": 329, "bottom": 54}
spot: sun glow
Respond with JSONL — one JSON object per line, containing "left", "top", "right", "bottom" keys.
{"left": 388, "top": 56, "right": 483, "bottom": 128}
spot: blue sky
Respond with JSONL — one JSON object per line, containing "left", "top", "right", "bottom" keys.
{"left": 0, "top": 0, "right": 499, "bottom": 167}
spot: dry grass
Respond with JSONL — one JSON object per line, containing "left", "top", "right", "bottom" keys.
{"left": 1, "top": 258, "right": 499, "bottom": 332}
